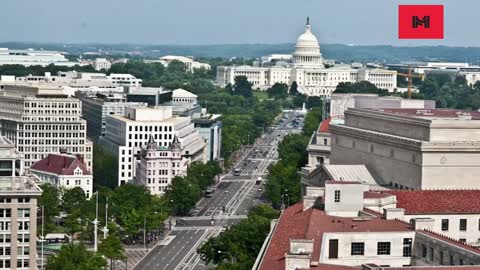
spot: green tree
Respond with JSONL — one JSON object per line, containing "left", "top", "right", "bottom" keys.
{"left": 39, "top": 184, "right": 60, "bottom": 233}
{"left": 62, "top": 187, "right": 86, "bottom": 213}
{"left": 265, "top": 131, "right": 310, "bottom": 208}
{"left": 334, "top": 81, "right": 387, "bottom": 95}
{"left": 305, "top": 96, "right": 323, "bottom": 109}
{"left": 231, "top": 76, "right": 253, "bottom": 98}
{"left": 303, "top": 106, "right": 323, "bottom": 136}
{"left": 93, "top": 144, "right": 118, "bottom": 189}
{"left": 267, "top": 83, "right": 288, "bottom": 99}
{"left": 98, "top": 235, "right": 126, "bottom": 270}
{"left": 164, "top": 176, "right": 201, "bottom": 215}
{"left": 46, "top": 243, "right": 107, "bottom": 270}
{"left": 289, "top": 81, "right": 299, "bottom": 96}
{"left": 197, "top": 205, "right": 279, "bottom": 269}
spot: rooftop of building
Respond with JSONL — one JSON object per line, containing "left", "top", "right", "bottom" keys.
{"left": 30, "top": 153, "right": 91, "bottom": 176}
{"left": 369, "top": 108, "right": 480, "bottom": 120}
{"left": 260, "top": 200, "right": 480, "bottom": 270}
{"left": 367, "top": 189, "right": 480, "bottom": 215}
{"left": 0, "top": 137, "right": 14, "bottom": 148}
{"left": 323, "top": 165, "right": 379, "bottom": 186}
{"left": 259, "top": 203, "right": 415, "bottom": 270}
{"left": 0, "top": 176, "right": 42, "bottom": 196}
{"left": 318, "top": 117, "right": 331, "bottom": 133}
{"left": 172, "top": 88, "right": 198, "bottom": 98}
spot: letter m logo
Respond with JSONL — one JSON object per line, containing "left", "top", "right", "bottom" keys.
{"left": 399, "top": 5, "right": 443, "bottom": 39}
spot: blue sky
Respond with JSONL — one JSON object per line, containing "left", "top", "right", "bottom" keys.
{"left": 1, "top": 0, "right": 476, "bottom": 46}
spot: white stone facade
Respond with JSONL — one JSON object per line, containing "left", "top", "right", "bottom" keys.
{"left": 0, "top": 84, "right": 93, "bottom": 169}
{"left": 93, "top": 58, "right": 112, "bottom": 71}
{"left": 216, "top": 19, "right": 397, "bottom": 97}
{"left": 99, "top": 106, "right": 205, "bottom": 186}
{"left": 136, "top": 136, "right": 188, "bottom": 195}
{"left": 330, "top": 108, "right": 480, "bottom": 190}
{"left": 0, "top": 48, "right": 78, "bottom": 67}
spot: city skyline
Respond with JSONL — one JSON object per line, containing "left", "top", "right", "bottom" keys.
{"left": 2, "top": 0, "right": 480, "bottom": 46}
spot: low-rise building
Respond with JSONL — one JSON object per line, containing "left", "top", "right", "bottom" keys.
{"left": 0, "top": 137, "right": 24, "bottom": 177}
{"left": 126, "top": 87, "right": 172, "bottom": 107}
{"left": 192, "top": 114, "right": 222, "bottom": 161}
{"left": 365, "top": 189, "right": 480, "bottom": 245}
{"left": 0, "top": 48, "right": 78, "bottom": 67}
{"left": 136, "top": 136, "right": 188, "bottom": 195}
{"left": 93, "top": 58, "right": 112, "bottom": 71}
{"left": 99, "top": 106, "right": 206, "bottom": 185}
{"left": 30, "top": 153, "right": 93, "bottom": 198}
{"left": 76, "top": 91, "right": 146, "bottom": 140}
{"left": 329, "top": 93, "right": 436, "bottom": 120}
{"left": 254, "top": 181, "right": 480, "bottom": 270}
{"left": 330, "top": 108, "right": 480, "bottom": 190}
{"left": 148, "top": 55, "right": 211, "bottom": 72}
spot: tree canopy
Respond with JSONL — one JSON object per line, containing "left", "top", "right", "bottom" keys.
{"left": 46, "top": 243, "right": 107, "bottom": 270}
{"left": 197, "top": 205, "right": 279, "bottom": 269}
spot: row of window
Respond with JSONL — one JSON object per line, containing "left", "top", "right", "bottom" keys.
{"left": 420, "top": 244, "right": 473, "bottom": 266}
{"left": 128, "top": 125, "right": 173, "bottom": 132}
{"left": 441, "top": 218, "right": 473, "bottom": 232}
{"left": 349, "top": 239, "right": 412, "bottom": 257}
{"left": 23, "top": 124, "right": 84, "bottom": 131}
{"left": 0, "top": 208, "right": 30, "bottom": 218}
{"left": 25, "top": 102, "right": 78, "bottom": 109}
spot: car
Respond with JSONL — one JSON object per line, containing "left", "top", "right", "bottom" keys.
{"left": 224, "top": 190, "right": 230, "bottom": 193}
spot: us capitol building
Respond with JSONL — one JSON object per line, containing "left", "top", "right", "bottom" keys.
{"left": 216, "top": 18, "right": 397, "bottom": 97}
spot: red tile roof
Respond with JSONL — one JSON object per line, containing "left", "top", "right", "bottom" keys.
{"left": 259, "top": 203, "right": 414, "bottom": 270}
{"left": 30, "top": 154, "right": 91, "bottom": 176}
{"left": 325, "top": 180, "right": 362, "bottom": 185}
{"left": 318, "top": 118, "right": 331, "bottom": 133}
{"left": 363, "top": 191, "right": 392, "bottom": 199}
{"left": 384, "top": 190, "right": 480, "bottom": 214}
{"left": 419, "top": 230, "right": 480, "bottom": 254}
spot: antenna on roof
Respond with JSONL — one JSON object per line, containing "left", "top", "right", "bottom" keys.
{"left": 307, "top": 17, "right": 310, "bottom": 26}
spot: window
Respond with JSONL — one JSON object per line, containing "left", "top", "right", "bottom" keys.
{"left": 421, "top": 244, "right": 427, "bottom": 258}
{"left": 441, "top": 219, "right": 449, "bottom": 231}
{"left": 429, "top": 247, "right": 434, "bottom": 261}
{"left": 450, "top": 255, "right": 454, "bottom": 265}
{"left": 323, "top": 139, "right": 328, "bottom": 145}
{"left": 351, "top": 242, "right": 364, "bottom": 255}
{"left": 403, "top": 238, "right": 412, "bottom": 257}
{"left": 377, "top": 242, "right": 391, "bottom": 255}
{"left": 334, "top": 190, "right": 341, "bottom": 202}
{"left": 440, "top": 251, "right": 444, "bottom": 265}
{"left": 460, "top": 219, "right": 467, "bottom": 231}
{"left": 459, "top": 238, "right": 466, "bottom": 243}
{"left": 328, "top": 239, "right": 338, "bottom": 259}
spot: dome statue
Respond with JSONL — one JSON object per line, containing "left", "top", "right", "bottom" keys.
{"left": 292, "top": 17, "right": 323, "bottom": 67}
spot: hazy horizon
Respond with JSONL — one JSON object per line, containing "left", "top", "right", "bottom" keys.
{"left": 3, "top": 0, "right": 479, "bottom": 46}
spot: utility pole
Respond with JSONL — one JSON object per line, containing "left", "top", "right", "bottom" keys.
{"left": 143, "top": 216, "right": 147, "bottom": 251}
{"left": 103, "top": 197, "right": 109, "bottom": 239}
{"left": 93, "top": 192, "right": 99, "bottom": 252}
{"left": 41, "top": 206, "right": 44, "bottom": 269}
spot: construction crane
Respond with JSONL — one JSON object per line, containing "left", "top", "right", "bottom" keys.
{"left": 397, "top": 67, "right": 424, "bottom": 99}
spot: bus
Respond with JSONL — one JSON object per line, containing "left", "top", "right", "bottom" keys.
{"left": 233, "top": 169, "right": 241, "bottom": 176}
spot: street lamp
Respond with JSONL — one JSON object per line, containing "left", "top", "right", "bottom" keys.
{"left": 143, "top": 211, "right": 158, "bottom": 252}
{"left": 217, "top": 250, "right": 234, "bottom": 264}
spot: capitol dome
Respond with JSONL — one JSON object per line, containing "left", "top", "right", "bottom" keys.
{"left": 292, "top": 17, "right": 323, "bottom": 67}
